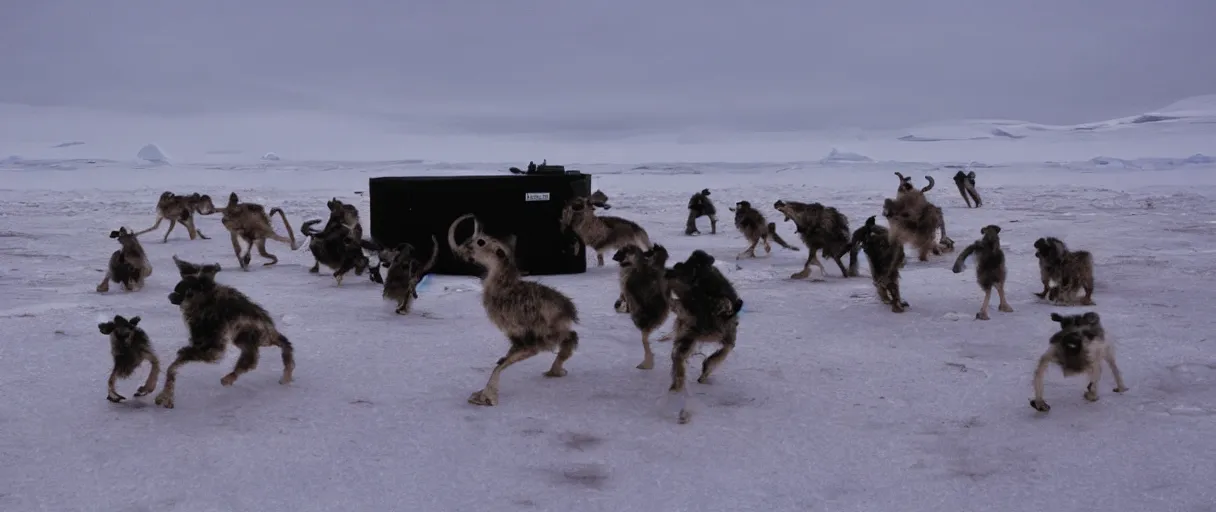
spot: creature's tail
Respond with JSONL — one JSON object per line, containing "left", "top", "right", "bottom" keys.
{"left": 300, "top": 219, "right": 323, "bottom": 238}
{"left": 269, "top": 207, "right": 301, "bottom": 250}
{"left": 419, "top": 235, "right": 440, "bottom": 276}
{"left": 767, "top": 222, "right": 800, "bottom": 251}
{"left": 921, "top": 176, "right": 935, "bottom": 193}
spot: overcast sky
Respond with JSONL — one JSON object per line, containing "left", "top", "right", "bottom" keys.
{"left": 2, "top": 0, "right": 1214, "bottom": 138}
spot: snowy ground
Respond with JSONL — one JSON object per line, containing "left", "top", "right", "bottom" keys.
{"left": 2, "top": 156, "right": 1215, "bottom": 512}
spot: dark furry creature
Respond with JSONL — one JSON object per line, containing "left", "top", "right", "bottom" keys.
{"left": 154, "top": 275, "right": 295, "bottom": 409}
{"left": 135, "top": 191, "right": 218, "bottom": 242}
{"left": 773, "top": 199, "right": 853, "bottom": 279}
{"left": 663, "top": 250, "right": 744, "bottom": 424}
{"left": 219, "top": 192, "right": 301, "bottom": 270}
{"left": 685, "top": 188, "right": 718, "bottom": 235}
{"left": 729, "top": 200, "right": 799, "bottom": 259}
{"left": 172, "top": 254, "right": 222, "bottom": 281}
{"left": 97, "top": 227, "right": 152, "bottom": 293}
{"left": 300, "top": 200, "right": 379, "bottom": 286}
{"left": 952, "top": 224, "right": 1014, "bottom": 320}
{"left": 953, "top": 170, "right": 982, "bottom": 208}
{"left": 561, "top": 196, "right": 651, "bottom": 267}
{"left": 1032, "top": 237, "right": 1096, "bottom": 305}
{"left": 882, "top": 173, "right": 955, "bottom": 261}
{"left": 382, "top": 235, "right": 440, "bottom": 315}
{"left": 848, "top": 216, "right": 909, "bottom": 312}
{"left": 612, "top": 244, "right": 672, "bottom": 370}
{"left": 98, "top": 315, "right": 161, "bottom": 403}
{"left": 1030, "top": 312, "right": 1128, "bottom": 413}
{"left": 448, "top": 214, "right": 581, "bottom": 406}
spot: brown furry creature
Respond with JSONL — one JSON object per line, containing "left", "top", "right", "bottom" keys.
{"left": 381, "top": 235, "right": 439, "bottom": 315}
{"left": 728, "top": 200, "right": 799, "bottom": 259}
{"left": 664, "top": 249, "right": 744, "bottom": 424}
{"left": 952, "top": 224, "right": 1014, "bottom": 320}
{"left": 1030, "top": 312, "right": 1128, "bottom": 413}
{"left": 882, "top": 174, "right": 955, "bottom": 261}
{"left": 953, "top": 170, "right": 982, "bottom": 208}
{"left": 848, "top": 216, "right": 909, "bottom": 312}
{"left": 589, "top": 189, "right": 612, "bottom": 210}
{"left": 773, "top": 199, "right": 852, "bottom": 278}
{"left": 155, "top": 274, "right": 295, "bottom": 409}
{"left": 611, "top": 244, "right": 672, "bottom": 370}
{"left": 560, "top": 196, "right": 652, "bottom": 267}
{"left": 172, "top": 254, "right": 222, "bottom": 280}
{"left": 1032, "top": 237, "right": 1095, "bottom": 305}
{"left": 685, "top": 188, "right": 718, "bottom": 235}
{"left": 300, "top": 200, "right": 378, "bottom": 286}
{"left": 97, "top": 227, "right": 152, "bottom": 293}
{"left": 98, "top": 314, "right": 160, "bottom": 403}
{"left": 219, "top": 192, "right": 301, "bottom": 270}
{"left": 135, "top": 191, "right": 217, "bottom": 243}
{"left": 448, "top": 214, "right": 581, "bottom": 406}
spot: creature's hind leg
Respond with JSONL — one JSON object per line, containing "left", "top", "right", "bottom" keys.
{"left": 96, "top": 271, "right": 111, "bottom": 293}
{"left": 996, "top": 282, "right": 1014, "bottom": 312}
{"left": 162, "top": 219, "right": 178, "bottom": 243}
{"left": 136, "top": 353, "right": 161, "bottom": 397}
{"left": 762, "top": 234, "right": 772, "bottom": 254}
{"left": 595, "top": 251, "right": 605, "bottom": 267}
{"left": 791, "top": 250, "right": 817, "bottom": 278}
{"left": 976, "top": 286, "right": 993, "bottom": 320}
{"left": 738, "top": 239, "right": 759, "bottom": 260}
{"left": 135, "top": 215, "right": 164, "bottom": 237}
{"left": 1084, "top": 362, "right": 1103, "bottom": 402}
{"left": 273, "top": 333, "right": 294, "bottom": 384}
{"left": 697, "top": 329, "right": 736, "bottom": 384}
{"left": 887, "top": 280, "right": 908, "bottom": 312}
{"left": 332, "top": 258, "right": 359, "bottom": 286}
{"left": 669, "top": 336, "right": 697, "bottom": 424}
{"left": 470, "top": 340, "right": 543, "bottom": 406}
{"left": 1034, "top": 277, "right": 1050, "bottom": 299}
{"left": 685, "top": 210, "right": 700, "bottom": 235}
{"left": 544, "top": 331, "right": 579, "bottom": 378}
{"left": 1105, "top": 346, "right": 1128, "bottom": 393}
{"left": 968, "top": 187, "right": 982, "bottom": 207}
{"left": 185, "top": 217, "right": 208, "bottom": 240}
{"left": 221, "top": 330, "right": 263, "bottom": 387}
{"left": 256, "top": 239, "right": 279, "bottom": 266}
{"left": 309, "top": 259, "right": 320, "bottom": 273}
{"left": 230, "top": 232, "right": 251, "bottom": 269}
{"left": 709, "top": 214, "right": 717, "bottom": 234}
{"left": 395, "top": 291, "right": 415, "bottom": 315}
{"left": 154, "top": 343, "right": 225, "bottom": 409}
{"left": 830, "top": 251, "right": 849, "bottom": 278}
{"left": 637, "top": 330, "right": 655, "bottom": 370}
{"left": 106, "top": 368, "right": 125, "bottom": 402}
{"left": 1080, "top": 280, "right": 1096, "bottom": 306}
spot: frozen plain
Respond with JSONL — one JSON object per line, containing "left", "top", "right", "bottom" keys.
{"left": 2, "top": 101, "right": 1216, "bottom": 512}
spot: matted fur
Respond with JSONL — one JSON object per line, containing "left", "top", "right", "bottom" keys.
{"left": 560, "top": 196, "right": 652, "bottom": 267}
{"left": 773, "top": 199, "right": 852, "bottom": 278}
{"left": 952, "top": 224, "right": 1013, "bottom": 320}
{"left": 953, "top": 170, "right": 982, "bottom": 208}
{"left": 1032, "top": 236, "right": 1096, "bottom": 305}
{"left": 685, "top": 188, "right": 718, "bottom": 235}
{"left": 448, "top": 214, "right": 581, "bottom": 406}
{"left": 589, "top": 189, "right": 612, "bottom": 210}
{"left": 382, "top": 235, "right": 439, "bottom": 315}
{"left": 663, "top": 249, "right": 744, "bottom": 424}
{"left": 1029, "top": 312, "right": 1128, "bottom": 413}
{"left": 155, "top": 274, "right": 295, "bottom": 409}
{"left": 728, "top": 200, "right": 799, "bottom": 259}
{"left": 882, "top": 174, "right": 955, "bottom": 261}
{"left": 97, "top": 227, "right": 152, "bottom": 293}
{"left": 172, "top": 254, "right": 222, "bottom": 281}
{"left": 219, "top": 192, "right": 301, "bottom": 270}
{"left": 98, "top": 314, "right": 160, "bottom": 403}
{"left": 135, "top": 191, "right": 217, "bottom": 243}
{"left": 611, "top": 244, "right": 672, "bottom": 370}
{"left": 848, "top": 216, "right": 908, "bottom": 313}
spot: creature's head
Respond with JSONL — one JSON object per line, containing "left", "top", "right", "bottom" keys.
{"left": 172, "top": 254, "right": 222, "bottom": 280}
{"left": 689, "top": 189, "right": 712, "bottom": 209}
{"left": 189, "top": 193, "right": 217, "bottom": 214}
{"left": 109, "top": 227, "right": 140, "bottom": 248}
{"left": 447, "top": 213, "right": 515, "bottom": 272}
{"left": 168, "top": 275, "right": 216, "bottom": 306}
{"left": 1033, "top": 237, "right": 1066, "bottom": 261}
{"left": 383, "top": 242, "right": 414, "bottom": 268}
{"left": 967, "top": 171, "right": 977, "bottom": 183}
{"left": 895, "top": 172, "right": 916, "bottom": 193}
{"left": 560, "top": 197, "right": 593, "bottom": 228}
{"left": 589, "top": 190, "right": 611, "bottom": 209}
{"left": 773, "top": 200, "right": 793, "bottom": 222}
{"left": 980, "top": 224, "right": 1002, "bottom": 240}
{"left": 1052, "top": 329, "right": 1087, "bottom": 354}
{"left": 851, "top": 215, "right": 884, "bottom": 247}
{"left": 227, "top": 192, "right": 240, "bottom": 208}
{"left": 665, "top": 249, "right": 716, "bottom": 292}
{"left": 646, "top": 244, "right": 670, "bottom": 268}
{"left": 611, "top": 244, "right": 646, "bottom": 267}
{"left": 1050, "top": 311, "right": 1101, "bottom": 331}
{"left": 728, "top": 200, "right": 752, "bottom": 213}
{"left": 99, "top": 314, "right": 141, "bottom": 340}
{"left": 326, "top": 198, "right": 360, "bottom": 225}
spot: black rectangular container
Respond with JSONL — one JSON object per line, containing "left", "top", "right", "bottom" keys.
{"left": 368, "top": 172, "right": 593, "bottom": 276}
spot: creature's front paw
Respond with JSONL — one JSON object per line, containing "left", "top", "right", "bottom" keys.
{"left": 1113, "top": 386, "right": 1128, "bottom": 393}
{"left": 891, "top": 303, "right": 907, "bottom": 313}
{"left": 790, "top": 270, "right": 810, "bottom": 279}
{"left": 1084, "top": 390, "right": 1099, "bottom": 402}
{"left": 96, "top": 283, "right": 109, "bottom": 293}
{"left": 135, "top": 385, "right": 155, "bottom": 397}
{"left": 154, "top": 392, "right": 174, "bottom": 409}
{"left": 543, "top": 368, "right": 568, "bottom": 378}
{"left": 975, "top": 311, "right": 990, "bottom": 321}
{"left": 636, "top": 358, "right": 654, "bottom": 370}
{"left": 999, "top": 304, "right": 1014, "bottom": 313}
{"left": 1029, "top": 398, "right": 1050, "bottom": 412}
{"left": 220, "top": 373, "right": 238, "bottom": 386}
{"left": 468, "top": 388, "right": 498, "bottom": 406}
{"left": 107, "top": 391, "right": 126, "bottom": 403}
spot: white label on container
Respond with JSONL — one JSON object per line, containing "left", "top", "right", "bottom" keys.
{"left": 525, "top": 192, "right": 551, "bottom": 201}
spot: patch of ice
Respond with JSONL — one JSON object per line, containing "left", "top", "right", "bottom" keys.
{"left": 52, "top": 141, "right": 85, "bottom": 148}
{"left": 262, "top": 152, "right": 281, "bottom": 161}
{"left": 820, "top": 148, "right": 873, "bottom": 163}
{"left": 136, "top": 143, "right": 169, "bottom": 163}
